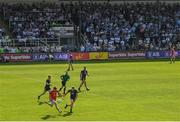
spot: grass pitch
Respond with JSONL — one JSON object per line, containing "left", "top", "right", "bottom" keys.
{"left": 0, "top": 62, "right": 180, "bottom": 121}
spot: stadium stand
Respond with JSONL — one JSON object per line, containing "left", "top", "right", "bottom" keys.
{"left": 0, "top": 1, "right": 180, "bottom": 53}
{"left": 4, "top": 3, "right": 72, "bottom": 40}
{"left": 80, "top": 2, "right": 180, "bottom": 52}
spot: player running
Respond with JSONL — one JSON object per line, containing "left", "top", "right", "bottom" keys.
{"left": 49, "top": 87, "right": 62, "bottom": 113}
{"left": 64, "top": 87, "right": 78, "bottom": 113}
{"left": 67, "top": 51, "right": 73, "bottom": 71}
{"left": 170, "top": 46, "right": 176, "bottom": 64}
{"left": 78, "top": 67, "right": 90, "bottom": 92}
{"left": 59, "top": 71, "right": 70, "bottom": 94}
{"left": 38, "top": 75, "right": 51, "bottom": 100}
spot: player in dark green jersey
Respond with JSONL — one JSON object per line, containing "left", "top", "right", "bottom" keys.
{"left": 59, "top": 71, "right": 70, "bottom": 94}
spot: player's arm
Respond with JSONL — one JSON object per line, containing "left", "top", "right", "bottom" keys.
{"left": 67, "top": 75, "right": 70, "bottom": 81}
{"left": 60, "top": 75, "right": 63, "bottom": 80}
{"left": 80, "top": 72, "right": 82, "bottom": 78}
{"left": 46, "top": 81, "right": 51, "bottom": 86}
{"left": 87, "top": 71, "right": 89, "bottom": 76}
{"left": 75, "top": 93, "right": 78, "bottom": 101}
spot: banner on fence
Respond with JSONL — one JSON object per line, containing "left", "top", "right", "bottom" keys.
{"left": 71, "top": 53, "right": 89, "bottom": 60}
{"left": 89, "top": 52, "right": 108, "bottom": 60}
{"left": 32, "top": 53, "right": 49, "bottom": 61}
{"left": 53, "top": 53, "right": 68, "bottom": 60}
{"left": 146, "top": 51, "right": 180, "bottom": 58}
{"left": 109, "top": 51, "right": 146, "bottom": 59}
{"left": 1, "top": 54, "right": 32, "bottom": 62}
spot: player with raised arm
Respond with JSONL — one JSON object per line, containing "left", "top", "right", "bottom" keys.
{"left": 64, "top": 87, "right": 78, "bottom": 113}
{"left": 67, "top": 51, "right": 73, "bottom": 71}
{"left": 59, "top": 71, "right": 70, "bottom": 94}
{"left": 78, "top": 67, "right": 90, "bottom": 92}
{"left": 49, "top": 87, "right": 62, "bottom": 113}
{"left": 170, "top": 46, "right": 176, "bottom": 64}
{"left": 38, "top": 75, "right": 51, "bottom": 100}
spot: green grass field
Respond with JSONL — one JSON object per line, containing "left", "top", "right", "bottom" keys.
{"left": 0, "top": 62, "right": 180, "bottom": 121}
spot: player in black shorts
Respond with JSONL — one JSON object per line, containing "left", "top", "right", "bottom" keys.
{"left": 78, "top": 67, "right": 89, "bottom": 91}
{"left": 64, "top": 87, "right": 78, "bottom": 113}
{"left": 59, "top": 71, "right": 70, "bottom": 94}
{"left": 67, "top": 51, "right": 73, "bottom": 71}
{"left": 38, "top": 75, "right": 51, "bottom": 100}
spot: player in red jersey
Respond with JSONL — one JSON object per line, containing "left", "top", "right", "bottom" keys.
{"left": 170, "top": 46, "right": 176, "bottom": 64}
{"left": 49, "top": 87, "right": 61, "bottom": 113}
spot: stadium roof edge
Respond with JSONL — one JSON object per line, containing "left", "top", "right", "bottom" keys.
{"left": 0, "top": 0, "right": 179, "bottom": 4}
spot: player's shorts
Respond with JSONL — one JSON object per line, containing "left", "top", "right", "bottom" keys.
{"left": 45, "top": 86, "right": 51, "bottom": 91}
{"left": 62, "top": 81, "right": 66, "bottom": 86}
{"left": 50, "top": 99, "right": 56, "bottom": 105}
{"left": 81, "top": 76, "right": 86, "bottom": 81}
{"left": 68, "top": 60, "right": 73, "bottom": 63}
{"left": 172, "top": 55, "right": 176, "bottom": 58}
{"left": 70, "top": 97, "right": 76, "bottom": 101}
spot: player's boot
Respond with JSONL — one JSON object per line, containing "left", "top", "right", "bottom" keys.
{"left": 38, "top": 96, "right": 40, "bottom": 100}
{"left": 70, "top": 108, "right": 73, "bottom": 113}
{"left": 58, "top": 109, "right": 62, "bottom": 113}
{"left": 65, "top": 104, "right": 68, "bottom": 109}
{"left": 86, "top": 88, "right": 90, "bottom": 91}
{"left": 78, "top": 88, "right": 81, "bottom": 92}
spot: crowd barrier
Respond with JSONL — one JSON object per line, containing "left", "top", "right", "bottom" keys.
{"left": 146, "top": 50, "right": 180, "bottom": 59}
{"left": 109, "top": 51, "right": 146, "bottom": 59}
{"left": 0, "top": 51, "right": 180, "bottom": 62}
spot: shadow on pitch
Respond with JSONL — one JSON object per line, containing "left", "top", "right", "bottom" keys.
{"left": 38, "top": 101, "right": 45, "bottom": 105}
{"left": 38, "top": 101, "right": 53, "bottom": 107}
{"left": 62, "top": 111, "right": 72, "bottom": 117}
{"left": 41, "top": 112, "right": 72, "bottom": 120}
{"left": 41, "top": 114, "right": 57, "bottom": 120}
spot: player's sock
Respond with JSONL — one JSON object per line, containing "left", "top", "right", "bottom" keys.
{"left": 70, "top": 108, "right": 72, "bottom": 113}
{"left": 63, "top": 88, "right": 66, "bottom": 94}
{"left": 65, "top": 104, "right": 68, "bottom": 109}
{"left": 58, "top": 109, "right": 62, "bottom": 113}
{"left": 59, "top": 88, "right": 62, "bottom": 91}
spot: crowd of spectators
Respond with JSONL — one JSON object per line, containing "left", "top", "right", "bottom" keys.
{"left": 0, "top": 45, "right": 63, "bottom": 53}
{"left": 2, "top": 3, "right": 73, "bottom": 41}
{"left": 80, "top": 2, "right": 180, "bottom": 51}
{"left": 0, "top": 2, "right": 180, "bottom": 52}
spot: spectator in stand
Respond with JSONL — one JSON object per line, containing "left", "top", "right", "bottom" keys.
{"left": 0, "top": 28, "right": 7, "bottom": 44}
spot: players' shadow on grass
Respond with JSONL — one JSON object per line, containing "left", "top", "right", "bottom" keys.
{"left": 41, "top": 112, "right": 72, "bottom": 120}
{"left": 38, "top": 101, "right": 52, "bottom": 107}
{"left": 41, "top": 114, "right": 57, "bottom": 120}
{"left": 62, "top": 111, "right": 72, "bottom": 117}
{"left": 38, "top": 101, "right": 45, "bottom": 105}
